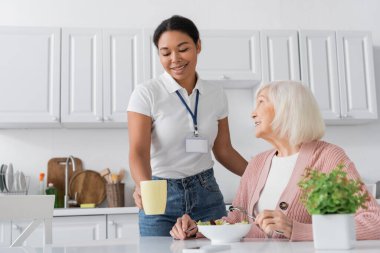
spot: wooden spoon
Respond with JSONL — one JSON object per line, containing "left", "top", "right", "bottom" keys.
{"left": 118, "top": 169, "right": 126, "bottom": 183}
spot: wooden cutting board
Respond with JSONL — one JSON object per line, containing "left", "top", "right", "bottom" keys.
{"left": 47, "top": 157, "right": 83, "bottom": 208}
{"left": 69, "top": 170, "right": 106, "bottom": 206}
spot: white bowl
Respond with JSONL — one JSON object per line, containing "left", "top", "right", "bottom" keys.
{"left": 198, "top": 223, "right": 251, "bottom": 243}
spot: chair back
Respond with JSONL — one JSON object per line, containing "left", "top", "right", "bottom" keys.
{"left": 0, "top": 195, "right": 54, "bottom": 247}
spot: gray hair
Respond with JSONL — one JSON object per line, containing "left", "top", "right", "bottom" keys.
{"left": 255, "top": 80, "right": 325, "bottom": 146}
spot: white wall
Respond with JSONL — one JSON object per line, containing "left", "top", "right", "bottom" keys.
{"left": 0, "top": 0, "right": 380, "bottom": 205}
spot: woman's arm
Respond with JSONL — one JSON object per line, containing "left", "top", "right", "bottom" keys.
{"left": 128, "top": 111, "right": 153, "bottom": 207}
{"left": 346, "top": 162, "right": 380, "bottom": 240}
{"left": 212, "top": 117, "right": 248, "bottom": 176}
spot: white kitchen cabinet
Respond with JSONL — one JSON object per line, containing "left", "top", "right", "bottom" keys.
{"left": 300, "top": 31, "right": 377, "bottom": 122}
{"left": 61, "top": 28, "right": 143, "bottom": 127}
{"left": 144, "top": 30, "right": 261, "bottom": 88}
{"left": 107, "top": 214, "right": 139, "bottom": 241}
{"left": 299, "top": 31, "right": 341, "bottom": 120}
{"left": 61, "top": 28, "right": 103, "bottom": 125}
{"left": 11, "top": 215, "right": 107, "bottom": 247}
{"left": 103, "top": 30, "right": 143, "bottom": 124}
{"left": 336, "top": 31, "right": 377, "bottom": 120}
{"left": 261, "top": 30, "right": 300, "bottom": 83}
{"left": 0, "top": 27, "right": 61, "bottom": 128}
{"left": 0, "top": 221, "right": 11, "bottom": 246}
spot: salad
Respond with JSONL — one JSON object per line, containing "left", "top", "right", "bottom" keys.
{"left": 197, "top": 219, "right": 248, "bottom": 225}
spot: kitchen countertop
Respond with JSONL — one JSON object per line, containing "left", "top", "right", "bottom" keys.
{"left": 52, "top": 204, "right": 233, "bottom": 217}
{"left": 52, "top": 201, "right": 380, "bottom": 216}
{"left": 2, "top": 237, "right": 380, "bottom": 253}
{"left": 53, "top": 206, "right": 139, "bottom": 216}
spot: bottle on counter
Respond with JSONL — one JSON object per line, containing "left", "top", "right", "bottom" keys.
{"left": 46, "top": 182, "right": 58, "bottom": 208}
{"left": 39, "top": 172, "right": 45, "bottom": 195}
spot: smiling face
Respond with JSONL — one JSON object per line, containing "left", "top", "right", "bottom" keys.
{"left": 252, "top": 88, "right": 276, "bottom": 140}
{"left": 157, "top": 30, "right": 201, "bottom": 87}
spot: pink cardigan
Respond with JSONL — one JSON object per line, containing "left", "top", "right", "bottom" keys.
{"left": 225, "top": 140, "right": 380, "bottom": 241}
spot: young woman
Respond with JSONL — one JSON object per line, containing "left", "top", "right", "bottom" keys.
{"left": 127, "top": 15, "right": 248, "bottom": 236}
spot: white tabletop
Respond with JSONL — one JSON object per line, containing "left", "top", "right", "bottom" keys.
{"left": 2, "top": 237, "right": 380, "bottom": 253}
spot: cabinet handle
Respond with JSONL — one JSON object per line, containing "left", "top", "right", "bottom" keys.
{"left": 108, "top": 221, "right": 115, "bottom": 226}
{"left": 96, "top": 116, "right": 103, "bottom": 121}
{"left": 52, "top": 117, "right": 59, "bottom": 122}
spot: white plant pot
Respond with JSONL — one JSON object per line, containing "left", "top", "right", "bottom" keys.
{"left": 312, "top": 214, "right": 356, "bottom": 250}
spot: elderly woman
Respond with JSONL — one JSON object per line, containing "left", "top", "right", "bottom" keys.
{"left": 170, "top": 80, "right": 380, "bottom": 241}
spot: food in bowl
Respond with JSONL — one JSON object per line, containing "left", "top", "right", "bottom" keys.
{"left": 197, "top": 219, "right": 251, "bottom": 243}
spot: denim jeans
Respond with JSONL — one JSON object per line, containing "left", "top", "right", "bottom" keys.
{"left": 139, "top": 168, "right": 226, "bottom": 236}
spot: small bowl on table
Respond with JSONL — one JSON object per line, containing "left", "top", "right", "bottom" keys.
{"left": 197, "top": 223, "right": 252, "bottom": 244}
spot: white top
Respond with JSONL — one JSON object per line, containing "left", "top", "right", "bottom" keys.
{"left": 127, "top": 72, "right": 228, "bottom": 179}
{"left": 257, "top": 153, "right": 299, "bottom": 213}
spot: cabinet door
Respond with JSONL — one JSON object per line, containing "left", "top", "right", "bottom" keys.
{"left": 0, "top": 221, "right": 11, "bottom": 246}
{"left": 144, "top": 30, "right": 261, "bottom": 88}
{"left": 336, "top": 31, "right": 377, "bottom": 120}
{"left": 299, "top": 31, "right": 341, "bottom": 120}
{"left": 0, "top": 27, "right": 60, "bottom": 127}
{"left": 261, "top": 30, "right": 300, "bottom": 83}
{"left": 12, "top": 216, "right": 106, "bottom": 247}
{"left": 61, "top": 28, "right": 103, "bottom": 124}
{"left": 107, "top": 214, "right": 139, "bottom": 241}
{"left": 103, "top": 29, "right": 143, "bottom": 125}
{"left": 197, "top": 30, "right": 261, "bottom": 87}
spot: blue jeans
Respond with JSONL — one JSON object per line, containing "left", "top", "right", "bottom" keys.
{"left": 139, "top": 168, "right": 226, "bottom": 236}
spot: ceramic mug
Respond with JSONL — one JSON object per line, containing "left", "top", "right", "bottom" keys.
{"left": 140, "top": 180, "right": 167, "bottom": 215}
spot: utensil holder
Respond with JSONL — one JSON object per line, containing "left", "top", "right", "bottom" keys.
{"left": 106, "top": 183, "right": 124, "bottom": 207}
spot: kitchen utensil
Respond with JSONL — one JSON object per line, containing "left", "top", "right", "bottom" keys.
{"left": 0, "top": 164, "right": 5, "bottom": 192}
{"left": 2, "top": 165, "right": 8, "bottom": 192}
{"left": 13, "top": 171, "right": 20, "bottom": 191}
{"left": 197, "top": 223, "right": 251, "bottom": 243}
{"left": 19, "top": 171, "right": 26, "bottom": 192}
{"left": 5, "top": 163, "right": 14, "bottom": 192}
{"left": 111, "top": 173, "right": 118, "bottom": 184}
{"left": 229, "top": 206, "right": 256, "bottom": 220}
{"left": 100, "top": 168, "right": 112, "bottom": 184}
{"left": 140, "top": 180, "right": 167, "bottom": 215}
{"left": 228, "top": 206, "right": 283, "bottom": 235}
{"left": 106, "top": 183, "right": 124, "bottom": 207}
{"left": 69, "top": 170, "right": 106, "bottom": 206}
{"left": 47, "top": 157, "right": 83, "bottom": 207}
{"left": 118, "top": 169, "right": 126, "bottom": 182}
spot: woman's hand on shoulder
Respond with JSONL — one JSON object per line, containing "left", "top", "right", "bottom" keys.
{"left": 255, "top": 210, "right": 293, "bottom": 238}
{"left": 170, "top": 214, "right": 198, "bottom": 240}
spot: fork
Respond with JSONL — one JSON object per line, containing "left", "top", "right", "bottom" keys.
{"left": 228, "top": 206, "right": 284, "bottom": 235}
{"left": 229, "top": 206, "right": 256, "bottom": 221}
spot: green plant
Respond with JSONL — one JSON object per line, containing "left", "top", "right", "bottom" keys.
{"left": 298, "top": 163, "right": 368, "bottom": 215}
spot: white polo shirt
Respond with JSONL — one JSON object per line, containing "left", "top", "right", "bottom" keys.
{"left": 127, "top": 72, "right": 228, "bottom": 179}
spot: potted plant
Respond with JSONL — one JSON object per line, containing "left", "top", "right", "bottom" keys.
{"left": 298, "top": 163, "right": 368, "bottom": 250}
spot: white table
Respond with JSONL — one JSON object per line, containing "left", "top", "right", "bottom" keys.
{"left": 2, "top": 237, "right": 380, "bottom": 253}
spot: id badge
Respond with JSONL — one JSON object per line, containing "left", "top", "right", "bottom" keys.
{"left": 186, "top": 136, "right": 209, "bottom": 153}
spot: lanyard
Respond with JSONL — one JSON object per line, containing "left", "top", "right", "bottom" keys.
{"left": 175, "top": 89, "right": 200, "bottom": 137}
